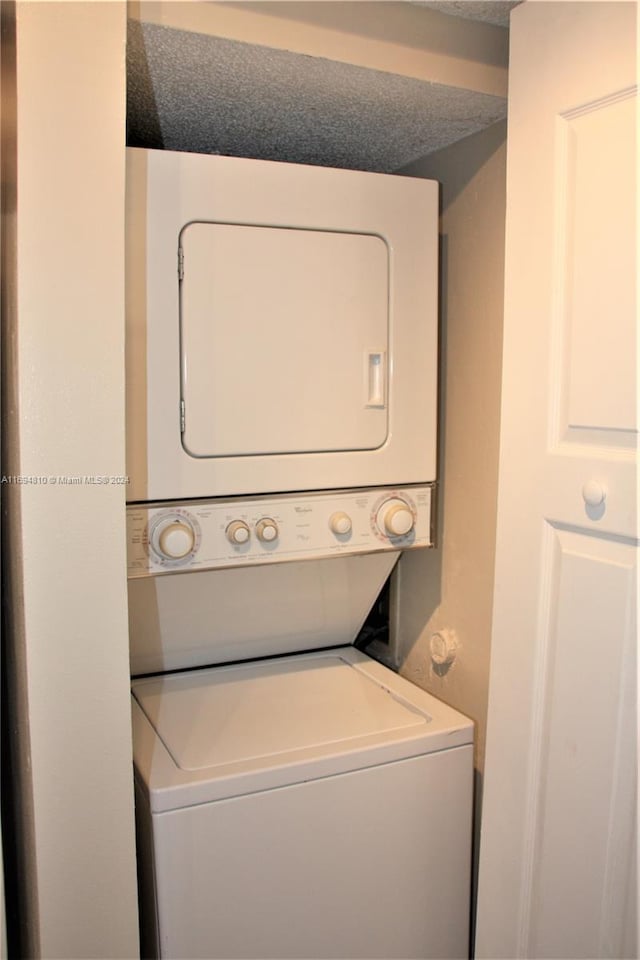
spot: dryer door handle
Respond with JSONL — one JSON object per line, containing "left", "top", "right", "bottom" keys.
{"left": 366, "top": 352, "right": 386, "bottom": 408}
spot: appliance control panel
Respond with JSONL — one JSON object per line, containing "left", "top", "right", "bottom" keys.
{"left": 126, "top": 485, "right": 434, "bottom": 578}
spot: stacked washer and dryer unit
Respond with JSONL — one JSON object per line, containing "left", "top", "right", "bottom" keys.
{"left": 125, "top": 147, "right": 473, "bottom": 960}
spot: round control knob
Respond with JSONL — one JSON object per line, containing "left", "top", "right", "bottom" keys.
{"left": 152, "top": 520, "right": 195, "bottom": 560}
{"left": 256, "top": 518, "right": 278, "bottom": 542}
{"left": 226, "top": 520, "right": 250, "bottom": 545}
{"left": 329, "top": 511, "right": 352, "bottom": 535}
{"left": 377, "top": 498, "right": 415, "bottom": 538}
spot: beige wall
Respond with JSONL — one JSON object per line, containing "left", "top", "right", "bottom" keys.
{"left": 130, "top": 0, "right": 508, "bottom": 98}
{"left": 395, "top": 120, "right": 507, "bottom": 783}
{"left": 3, "top": 3, "right": 139, "bottom": 956}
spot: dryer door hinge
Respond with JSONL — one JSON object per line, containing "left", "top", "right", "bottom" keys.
{"left": 178, "top": 247, "right": 184, "bottom": 281}
{"left": 180, "top": 399, "right": 185, "bottom": 433}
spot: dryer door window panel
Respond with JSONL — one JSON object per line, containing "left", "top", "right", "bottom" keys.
{"left": 180, "top": 222, "right": 389, "bottom": 458}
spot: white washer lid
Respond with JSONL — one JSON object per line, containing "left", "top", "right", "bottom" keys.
{"left": 133, "top": 653, "right": 427, "bottom": 772}
{"left": 132, "top": 648, "right": 474, "bottom": 811}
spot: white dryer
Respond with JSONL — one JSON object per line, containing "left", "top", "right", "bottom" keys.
{"left": 125, "top": 148, "right": 438, "bottom": 503}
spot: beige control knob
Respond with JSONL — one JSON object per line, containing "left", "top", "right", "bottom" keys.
{"left": 329, "top": 511, "right": 352, "bottom": 535}
{"left": 256, "top": 518, "right": 278, "bottom": 542}
{"left": 377, "top": 498, "right": 414, "bottom": 537}
{"left": 226, "top": 520, "right": 250, "bottom": 545}
{"left": 154, "top": 521, "right": 195, "bottom": 560}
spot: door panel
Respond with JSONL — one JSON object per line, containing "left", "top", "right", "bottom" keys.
{"left": 180, "top": 222, "right": 389, "bottom": 457}
{"left": 476, "top": 4, "right": 637, "bottom": 958}
{"left": 530, "top": 527, "right": 636, "bottom": 958}
{"left": 561, "top": 93, "right": 636, "bottom": 433}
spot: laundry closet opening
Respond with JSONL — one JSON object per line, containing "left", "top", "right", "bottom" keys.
{"left": 124, "top": 3, "right": 507, "bottom": 675}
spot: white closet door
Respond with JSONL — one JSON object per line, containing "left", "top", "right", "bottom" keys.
{"left": 180, "top": 222, "right": 389, "bottom": 458}
{"left": 476, "top": 3, "right": 637, "bottom": 959}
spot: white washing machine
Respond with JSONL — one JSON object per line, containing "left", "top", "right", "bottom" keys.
{"left": 126, "top": 150, "right": 473, "bottom": 959}
{"left": 128, "top": 488, "right": 473, "bottom": 959}
{"left": 132, "top": 646, "right": 473, "bottom": 960}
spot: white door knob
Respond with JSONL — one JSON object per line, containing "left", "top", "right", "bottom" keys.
{"left": 582, "top": 481, "right": 606, "bottom": 507}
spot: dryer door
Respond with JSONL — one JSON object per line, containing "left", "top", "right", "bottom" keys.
{"left": 180, "top": 222, "right": 389, "bottom": 459}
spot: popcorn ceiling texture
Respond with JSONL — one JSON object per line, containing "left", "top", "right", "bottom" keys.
{"left": 412, "top": 1, "right": 521, "bottom": 28}
{"left": 127, "top": 20, "right": 507, "bottom": 173}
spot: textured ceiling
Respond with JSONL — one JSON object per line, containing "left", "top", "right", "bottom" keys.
{"left": 127, "top": 21, "right": 507, "bottom": 173}
{"left": 412, "top": 1, "right": 521, "bottom": 28}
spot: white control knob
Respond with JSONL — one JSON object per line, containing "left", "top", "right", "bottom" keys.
{"left": 329, "top": 511, "right": 352, "bottom": 535}
{"left": 256, "top": 518, "right": 278, "bottom": 542}
{"left": 377, "top": 498, "right": 415, "bottom": 537}
{"left": 154, "top": 521, "right": 195, "bottom": 560}
{"left": 226, "top": 520, "right": 250, "bottom": 545}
